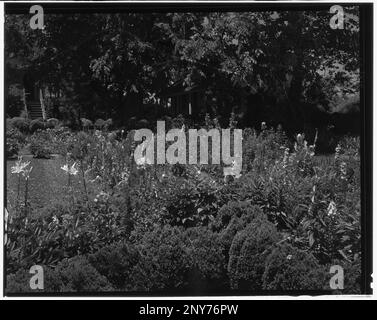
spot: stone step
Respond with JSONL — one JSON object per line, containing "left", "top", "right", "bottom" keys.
{"left": 26, "top": 102, "right": 45, "bottom": 120}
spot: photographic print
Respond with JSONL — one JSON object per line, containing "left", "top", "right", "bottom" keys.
{"left": 3, "top": 1, "right": 372, "bottom": 296}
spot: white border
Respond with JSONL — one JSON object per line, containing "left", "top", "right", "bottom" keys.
{"left": 0, "top": 0, "right": 375, "bottom": 301}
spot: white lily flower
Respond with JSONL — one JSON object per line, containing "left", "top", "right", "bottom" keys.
{"left": 22, "top": 166, "right": 33, "bottom": 180}
{"left": 11, "top": 156, "right": 31, "bottom": 174}
{"left": 61, "top": 162, "right": 79, "bottom": 176}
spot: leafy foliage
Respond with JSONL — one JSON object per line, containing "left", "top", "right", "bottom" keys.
{"left": 262, "top": 243, "right": 327, "bottom": 291}
{"left": 6, "top": 127, "right": 25, "bottom": 158}
{"left": 6, "top": 256, "right": 113, "bottom": 293}
{"left": 28, "top": 130, "right": 52, "bottom": 158}
{"left": 29, "top": 119, "right": 47, "bottom": 133}
{"left": 9, "top": 117, "right": 31, "bottom": 133}
{"left": 5, "top": 9, "right": 359, "bottom": 128}
{"left": 6, "top": 119, "right": 361, "bottom": 293}
{"left": 228, "top": 215, "right": 280, "bottom": 290}
{"left": 128, "top": 225, "right": 192, "bottom": 291}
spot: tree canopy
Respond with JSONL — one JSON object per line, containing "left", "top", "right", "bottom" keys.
{"left": 5, "top": 8, "right": 360, "bottom": 126}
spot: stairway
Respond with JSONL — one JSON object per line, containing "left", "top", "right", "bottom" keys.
{"left": 27, "top": 101, "right": 44, "bottom": 120}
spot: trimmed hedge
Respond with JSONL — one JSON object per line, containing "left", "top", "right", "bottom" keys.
{"left": 6, "top": 256, "right": 113, "bottom": 293}
{"left": 10, "top": 117, "right": 31, "bottom": 133}
{"left": 29, "top": 119, "right": 46, "bottom": 133}
{"left": 262, "top": 243, "right": 327, "bottom": 291}
{"left": 128, "top": 225, "right": 192, "bottom": 291}
{"left": 88, "top": 242, "right": 140, "bottom": 290}
{"left": 227, "top": 214, "right": 280, "bottom": 290}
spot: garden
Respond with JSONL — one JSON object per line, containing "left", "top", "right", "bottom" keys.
{"left": 5, "top": 114, "right": 361, "bottom": 293}
{"left": 4, "top": 7, "right": 363, "bottom": 294}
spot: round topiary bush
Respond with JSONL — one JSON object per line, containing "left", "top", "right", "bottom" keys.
{"left": 94, "top": 118, "right": 105, "bottom": 129}
{"left": 80, "top": 118, "right": 93, "bottom": 130}
{"left": 29, "top": 130, "right": 52, "bottom": 158}
{"left": 127, "top": 116, "right": 137, "bottom": 129}
{"left": 46, "top": 118, "right": 60, "bottom": 129}
{"left": 6, "top": 127, "right": 25, "bottom": 158}
{"left": 88, "top": 241, "right": 140, "bottom": 290}
{"left": 52, "top": 256, "right": 114, "bottom": 292}
{"left": 11, "top": 117, "right": 31, "bottom": 133}
{"left": 104, "top": 118, "right": 113, "bottom": 130}
{"left": 214, "top": 203, "right": 268, "bottom": 266}
{"left": 29, "top": 118, "right": 46, "bottom": 133}
{"left": 129, "top": 225, "right": 193, "bottom": 291}
{"left": 136, "top": 119, "right": 149, "bottom": 129}
{"left": 6, "top": 125, "right": 25, "bottom": 157}
{"left": 227, "top": 215, "right": 280, "bottom": 291}
{"left": 212, "top": 201, "right": 265, "bottom": 232}
{"left": 184, "top": 227, "right": 227, "bottom": 291}
{"left": 6, "top": 267, "right": 61, "bottom": 293}
{"left": 6, "top": 138, "right": 19, "bottom": 159}
{"left": 262, "top": 243, "right": 327, "bottom": 291}
{"left": 6, "top": 256, "right": 113, "bottom": 293}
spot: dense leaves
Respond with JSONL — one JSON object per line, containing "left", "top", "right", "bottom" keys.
{"left": 5, "top": 9, "right": 359, "bottom": 127}
{"left": 6, "top": 123, "right": 361, "bottom": 293}
{"left": 5, "top": 7, "right": 362, "bottom": 293}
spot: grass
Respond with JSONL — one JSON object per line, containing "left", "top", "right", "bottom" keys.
{"left": 6, "top": 152, "right": 335, "bottom": 212}
{"left": 6, "top": 154, "right": 86, "bottom": 211}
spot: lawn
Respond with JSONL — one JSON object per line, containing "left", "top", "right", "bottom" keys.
{"left": 5, "top": 152, "right": 336, "bottom": 211}
{"left": 6, "top": 154, "right": 85, "bottom": 211}
{"left": 5, "top": 127, "right": 362, "bottom": 293}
